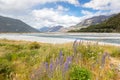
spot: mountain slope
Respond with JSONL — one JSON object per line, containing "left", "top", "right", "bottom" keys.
{"left": 0, "top": 16, "right": 39, "bottom": 33}
{"left": 68, "top": 15, "right": 114, "bottom": 32}
{"left": 76, "top": 15, "right": 112, "bottom": 27}
{"left": 79, "top": 13, "right": 120, "bottom": 32}
{"left": 49, "top": 26, "right": 63, "bottom": 32}
{"left": 39, "top": 27, "right": 50, "bottom": 32}
{"left": 39, "top": 26, "right": 63, "bottom": 32}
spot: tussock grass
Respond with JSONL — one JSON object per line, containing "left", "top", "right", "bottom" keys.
{"left": 0, "top": 39, "right": 119, "bottom": 80}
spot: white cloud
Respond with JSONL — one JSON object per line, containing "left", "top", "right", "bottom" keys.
{"left": 0, "top": 0, "right": 80, "bottom": 11}
{"left": 65, "top": 0, "right": 80, "bottom": 6}
{"left": 83, "top": 0, "right": 120, "bottom": 13}
{"left": 0, "top": 0, "right": 81, "bottom": 28}
{"left": 81, "top": 10, "right": 93, "bottom": 15}
{"left": 30, "top": 8, "right": 116, "bottom": 28}
{"left": 57, "top": 5, "right": 69, "bottom": 11}
{"left": 31, "top": 8, "right": 81, "bottom": 28}
{"left": 79, "top": 10, "right": 114, "bottom": 22}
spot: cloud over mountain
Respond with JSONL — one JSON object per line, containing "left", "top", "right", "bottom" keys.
{"left": 31, "top": 8, "right": 81, "bottom": 28}
{"left": 83, "top": 0, "right": 120, "bottom": 13}
{"left": 0, "top": 0, "right": 120, "bottom": 28}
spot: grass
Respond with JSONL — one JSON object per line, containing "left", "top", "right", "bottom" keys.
{"left": 0, "top": 39, "right": 120, "bottom": 80}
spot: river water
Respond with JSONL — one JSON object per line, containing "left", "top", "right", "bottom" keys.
{"left": 25, "top": 33, "right": 120, "bottom": 45}
{"left": 0, "top": 33, "right": 120, "bottom": 45}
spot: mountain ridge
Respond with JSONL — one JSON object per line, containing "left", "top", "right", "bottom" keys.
{"left": 69, "top": 13, "right": 120, "bottom": 33}
{"left": 39, "top": 26, "right": 63, "bottom": 32}
{"left": 76, "top": 15, "right": 113, "bottom": 27}
{"left": 0, "top": 15, "right": 39, "bottom": 33}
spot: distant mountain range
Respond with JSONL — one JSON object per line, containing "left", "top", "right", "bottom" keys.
{"left": 39, "top": 26, "right": 63, "bottom": 32}
{"left": 79, "top": 13, "right": 120, "bottom": 32}
{"left": 0, "top": 15, "right": 39, "bottom": 33}
{"left": 76, "top": 15, "right": 113, "bottom": 27}
{"left": 39, "top": 14, "right": 114, "bottom": 32}
{"left": 39, "top": 27, "right": 50, "bottom": 32}
{"left": 1, "top": 13, "right": 118, "bottom": 33}
{"left": 68, "top": 14, "right": 114, "bottom": 32}
{"left": 69, "top": 13, "right": 120, "bottom": 33}
{"left": 71, "top": 14, "right": 114, "bottom": 28}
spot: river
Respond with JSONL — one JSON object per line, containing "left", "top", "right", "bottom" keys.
{"left": 0, "top": 33, "right": 120, "bottom": 45}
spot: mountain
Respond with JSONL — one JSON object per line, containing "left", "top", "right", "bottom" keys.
{"left": 39, "top": 27, "right": 50, "bottom": 32}
{"left": 76, "top": 15, "right": 113, "bottom": 27}
{"left": 68, "top": 15, "right": 114, "bottom": 32}
{"left": 68, "top": 14, "right": 115, "bottom": 32}
{"left": 49, "top": 26, "right": 63, "bottom": 32}
{"left": 39, "top": 26, "right": 63, "bottom": 32}
{"left": 0, "top": 15, "right": 39, "bottom": 33}
{"left": 72, "top": 13, "right": 120, "bottom": 33}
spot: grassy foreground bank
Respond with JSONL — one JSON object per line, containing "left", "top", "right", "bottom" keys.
{"left": 0, "top": 39, "right": 120, "bottom": 80}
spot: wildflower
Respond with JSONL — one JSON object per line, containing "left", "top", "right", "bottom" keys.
{"left": 73, "top": 39, "right": 78, "bottom": 54}
{"left": 48, "top": 63, "right": 54, "bottom": 78}
{"left": 30, "top": 63, "right": 45, "bottom": 80}
{"left": 44, "top": 62, "right": 49, "bottom": 73}
{"left": 101, "top": 52, "right": 108, "bottom": 68}
{"left": 59, "top": 50, "right": 64, "bottom": 65}
{"left": 63, "top": 56, "right": 72, "bottom": 73}
{"left": 59, "top": 50, "right": 63, "bottom": 59}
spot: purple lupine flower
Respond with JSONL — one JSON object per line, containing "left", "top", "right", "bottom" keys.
{"left": 44, "top": 62, "right": 49, "bottom": 73}
{"left": 101, "top": 52, "right": 108, "bottom": 68}
{"left": 59, "top": 50, "right": 63, "bottom": 59}
{"left": 45, "top": 62, "right": 48, "bottom": 68}
{"left": 55, "top": 50, "right": 64, "bottom": 68}
{"left": 30, "top": 63, "right": 45, "bottom": 80}
{"left": 73, "top": 39, "right": 77, "bottom": 46}
{"left": 63, "top": 56, "right": 72, "bottom": 73}
{"left": 55, "top": 57, "right": 59, "bottom": 68}
{"left": 59, "top": 50, "right": 64, "bottom": 65}
{"left": 73, "top": 40, "right": 78, "bottom": 54}
{"left": 49, "top": 63, "right": 53, "bottom": 72}
{"left": 48, "top": 63, "right": 54, "bottom": 78}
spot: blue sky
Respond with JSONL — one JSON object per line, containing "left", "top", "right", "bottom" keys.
{"left": 33, "top": 0, "right": 96, "bottom": 17}
{"left": 0, "top": 0, "right": 120, "bottom": 28}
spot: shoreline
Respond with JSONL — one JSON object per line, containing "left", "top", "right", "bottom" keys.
{"left": 0, "top": 34, "right": 120, "bottom": 47}
{"left": 0, "top": 34, "right": 74, "bottom": 44}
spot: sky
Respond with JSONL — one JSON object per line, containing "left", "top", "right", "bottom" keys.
{"left": 0, "top": 0, "right": 120, "bottom": 28}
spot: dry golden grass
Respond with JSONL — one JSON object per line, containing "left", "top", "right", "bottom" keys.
{"left": 0, "top": 39, "right": 120, "bottom": 80}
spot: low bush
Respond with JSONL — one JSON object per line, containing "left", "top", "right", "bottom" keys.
{"left": 28, "top": 42, "right": 41, "bottom": 49}
{"left": 0, "top": 59, "right": 13, "bottom": 79}
{"left": 70, "top": 65, "right": 91, "bottom": 80}
{"left": 4, "top": 53, "right": 19, "bottom": 61}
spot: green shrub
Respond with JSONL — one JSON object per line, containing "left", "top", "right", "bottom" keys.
{"left": 4, "top": 53, "right": 18, "bottom": 61}
{"left": 0, "top": 59, "right": 13, "bottom": 79}
{"left": 70, "top": 65, "right": 92, "bottom": 80}
{"left": 28, "top": 42, "right": 41, "bottom": 49}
